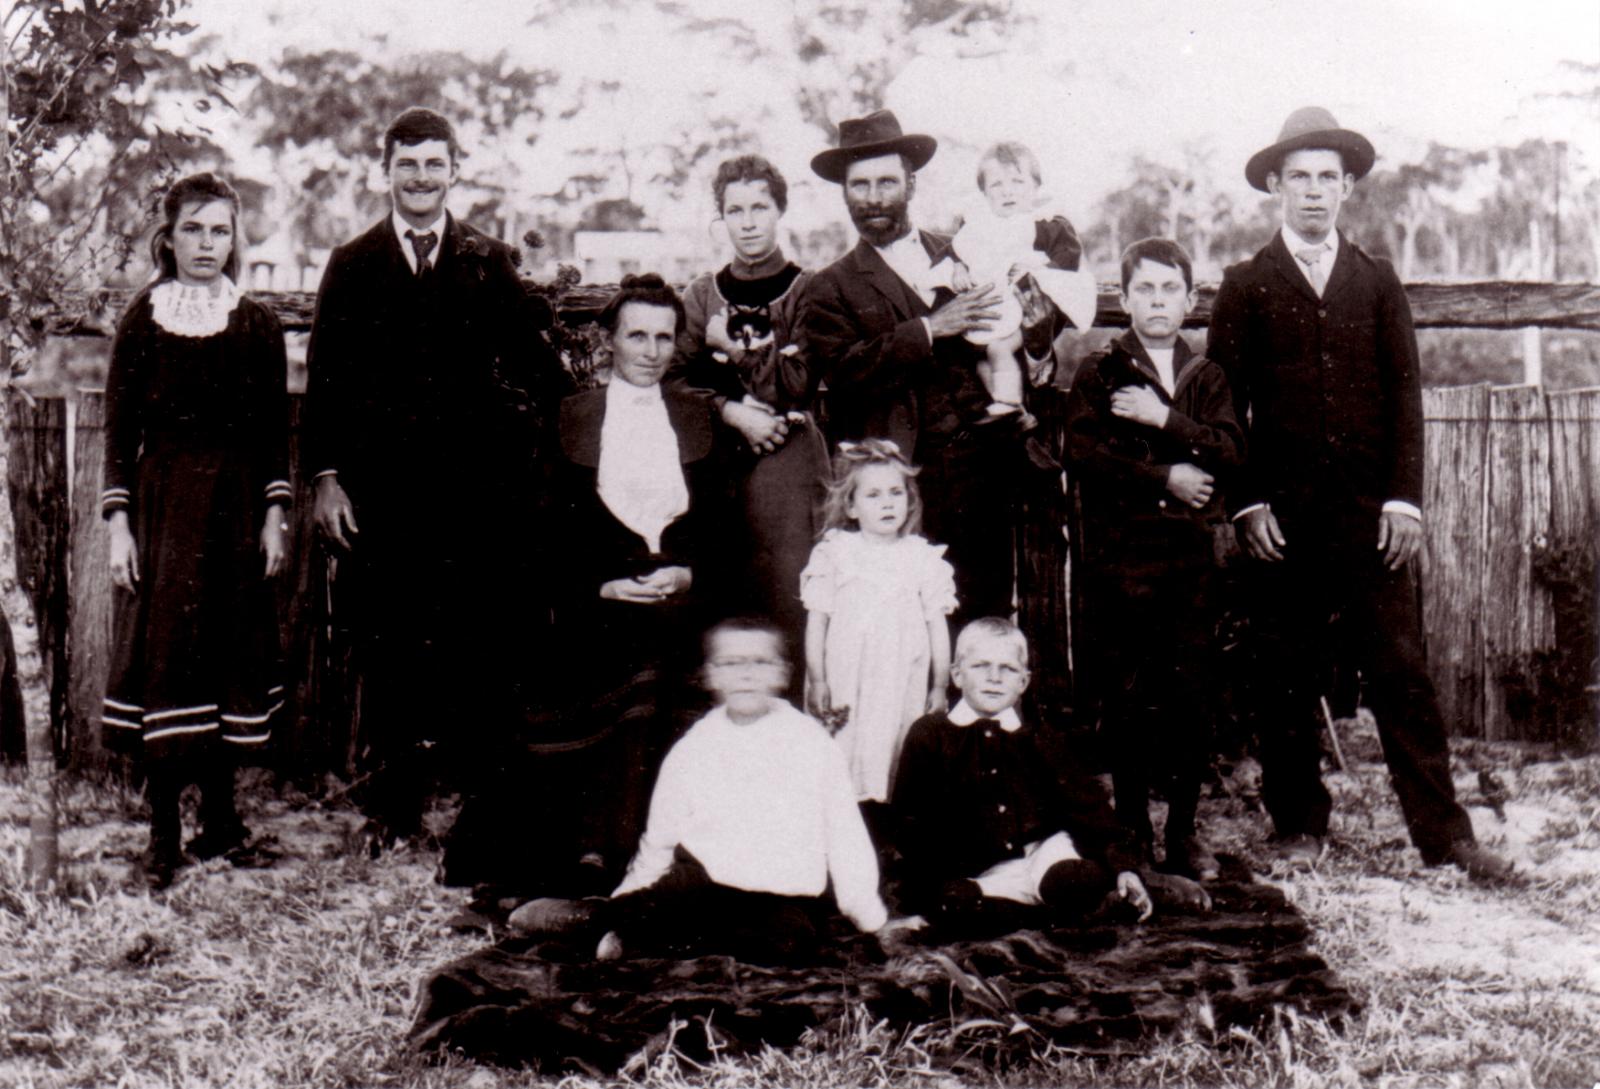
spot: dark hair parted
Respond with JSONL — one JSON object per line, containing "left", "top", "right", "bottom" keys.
{"left": 597, "top": 272, "right": 686, "bottom": 336}
{"left": 1119, "top": 236, "right": 1195, "bottom": 293}
{"left": 149, "top": 172, "right": 242, "bottom": 282}
{"left": 383, "top": 107, "right": 460, "bottom": 169}
{"left": 712, "top": 155, "right": 789, "bottom": 215}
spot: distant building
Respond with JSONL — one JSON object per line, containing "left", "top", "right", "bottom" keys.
{"left": 573, "top": 229, "right": 706, "bottom": 284}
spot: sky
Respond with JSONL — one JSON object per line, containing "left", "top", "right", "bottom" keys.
{"left": 180, "top": 0, "right": 1599, "bottom": 235}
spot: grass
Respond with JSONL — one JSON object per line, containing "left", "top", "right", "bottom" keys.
{"left": 3, "top": 725, "right": 1599, "bottom": 1088}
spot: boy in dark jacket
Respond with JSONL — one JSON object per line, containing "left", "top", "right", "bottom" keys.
{"left": 891, "top": 617, "right": 1210, "bottom": 937}
{"left": 1064, "top": 238, "right": 1244, "bottom": 879}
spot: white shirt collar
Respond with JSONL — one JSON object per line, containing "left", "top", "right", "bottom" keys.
{"left": 870, "top": 225, "right": 938, "bottom": 307}
{"left": 605, "top": 376, "right": 666, "bottom": 407}
{"left": 947, "top": 698, "right": 1022, "bottom": 732}
{"left": 1146, "top": 346, "right": 1176, "bottom": 395}
{"left": 392, "top": 209, "right": 448, "bottom": 271}
{"left": 1280, "top": 223, "right": 1338, "bottom": 263}
{"left": 709, "top": 697, "right": 796, "bottom": 730}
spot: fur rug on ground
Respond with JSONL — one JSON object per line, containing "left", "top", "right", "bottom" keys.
{"left": 409, "top": 862, "right": 1353, "bottom": 1076}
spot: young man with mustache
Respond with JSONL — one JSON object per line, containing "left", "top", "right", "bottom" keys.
{"left": 800, "top": 109, "right": 1024, "bottom": 624}
{"left": 1208, "top": 108, "right": 1514, "bottom": 884}
{"left": 305, "top": 107, "right": 557, "bottom": 854}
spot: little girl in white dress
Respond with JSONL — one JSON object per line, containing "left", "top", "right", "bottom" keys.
{"left": 801, "top": 439, "right": 957, "bottom": 803}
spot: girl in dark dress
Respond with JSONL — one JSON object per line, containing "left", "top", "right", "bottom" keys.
{"left": 101, "top": 173, "right": 290, "bottom": 889}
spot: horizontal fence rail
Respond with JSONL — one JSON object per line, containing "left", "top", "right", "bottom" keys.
{"left": 51, "top": 280, "right": 1600, "bottom": 337}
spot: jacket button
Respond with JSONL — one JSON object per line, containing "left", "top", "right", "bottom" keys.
{"left": 1158, "top": 499, "right": 1167, "bottom": 509}
{"left": 997, "top": 804, "right": 1007, "bottom": 814}
{"left": 1318, "top": 308, "right": 1327, "bottom": 318}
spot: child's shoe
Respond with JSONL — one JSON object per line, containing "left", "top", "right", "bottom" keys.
{"left": 188, "top": 820, "right": 250, "bottom": 862}
{"left": 1164, "top": 833, "right": 1220, "bottom": 882}
{"left": 142, "top": 842, "right": 182, "bottom": 891}
{"left": 595, "top": 930, "right": 625, "bottom": 961}
{"left": 508, "top": 896, "right": 601, "bottom": 936}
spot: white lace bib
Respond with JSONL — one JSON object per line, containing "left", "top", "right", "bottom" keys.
{"left": 149, "top": 278, "right": 242, "bottom": 338}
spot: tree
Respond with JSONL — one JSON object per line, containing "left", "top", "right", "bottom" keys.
{"left": 789, "top": 0, "right": 1025, "bottom": 140}
{"left": 244, "top": 46, "right": 556, "bottom": 257}
{"left": 2, "top": 0, "right": 230, "bottom": 888}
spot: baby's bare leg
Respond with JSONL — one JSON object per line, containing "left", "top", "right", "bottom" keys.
{"left": 984, "top": 329, "right": 1026, "bottom": 412}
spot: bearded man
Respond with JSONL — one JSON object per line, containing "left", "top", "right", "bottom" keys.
{"left": 800, "top": 110, "right": 1025, "bottom": 622}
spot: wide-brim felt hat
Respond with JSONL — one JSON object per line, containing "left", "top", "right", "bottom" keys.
{"left": 811, "top": 109, "right": 937, "bottom": 184}
{"left": 1245, "top": 106, "right": 1376, "bottom": 192}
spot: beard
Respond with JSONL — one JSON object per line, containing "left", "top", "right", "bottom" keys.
{"left": 847, "top": 195, "right": 912, "bottom": 247}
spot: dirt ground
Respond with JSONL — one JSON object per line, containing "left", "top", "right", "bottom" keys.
{"left": 1, "top": 718, "right": 1598, "bottom": 1088}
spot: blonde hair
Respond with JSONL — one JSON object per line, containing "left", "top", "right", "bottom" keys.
{"left": 976, "top": 141, "right": 1042, "bottom": 191}
{"left": 954, "top": 617, "right": 1031, "bottom": 670}
{"left": 819, "top": 438, "right": 923, "bottom": 538}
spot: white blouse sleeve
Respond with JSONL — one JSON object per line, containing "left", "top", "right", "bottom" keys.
{"left": 918, "top": 539, "right": 959, "bottom": 619}
{"left": 799, "top": 533, "right": 841, "bottom": 615}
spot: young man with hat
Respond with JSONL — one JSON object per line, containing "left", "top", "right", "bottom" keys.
{"left": 799, "top": 109, "right": 1021, "bottom": 623}
{"left": 1207, "top": 107, "right": 1513, "bottom": 883}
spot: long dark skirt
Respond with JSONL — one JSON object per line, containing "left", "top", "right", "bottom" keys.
{"left": 443, "top": 595, "right": 708, "bottom": 894}
{"left": 103, "top": 442, "right": 282, "bottom": 765}
{"left": 735, "top": 413, "right": 829, "bottom": 698}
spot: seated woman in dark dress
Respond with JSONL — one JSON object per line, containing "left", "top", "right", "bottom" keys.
{"left": 503, "top": 274, "right": 731, "bottom": 894}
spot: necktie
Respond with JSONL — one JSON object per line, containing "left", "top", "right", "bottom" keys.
{"left": 406, "top": 229, "right": 437, "bottom": 276}
{"left": 1295, "top": 245, "right": 1327, "bottom": 296}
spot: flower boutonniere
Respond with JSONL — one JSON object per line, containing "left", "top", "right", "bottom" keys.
{"left": 455, "top": 232, "right": 492, "bottom": 279}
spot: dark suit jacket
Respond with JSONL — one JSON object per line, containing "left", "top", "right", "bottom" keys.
{"left": 800, "top": 231, "right": 987, "bottom": 458}
{"left": 1064, "top": 330, "right": 1243, "bottom": 568}
{"left": 304, "top": 213, "right": 554, "bottom": 524}
{"left": 1206, "top": 231, "right": 1423, "bottom": 552}
{"left": 891, "top": 710, "right": 1144, "bottom": 911}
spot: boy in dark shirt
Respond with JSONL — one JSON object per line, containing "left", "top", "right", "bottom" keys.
{"left": 892, "top": 617, "right": 1209, "bottom": 935}
{"left": 1063, "top": 238, "right": 1244, "bottom": 879}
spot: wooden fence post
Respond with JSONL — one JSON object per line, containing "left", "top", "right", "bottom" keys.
{"left": 1543, "top": 388, "right": 1600, "bottom": 749}
{"left": 1421, "top": 384, "right": 1491, "bottom": 738}
{"left": 1482, "top": 385, "right": 1557, "bottom": 741}
{"left": 66, "top": 391, "right": 118, "bottom": 773}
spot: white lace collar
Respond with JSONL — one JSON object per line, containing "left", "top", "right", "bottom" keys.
{"left": 149, "top": 278, "right": 242, "bottom": 338}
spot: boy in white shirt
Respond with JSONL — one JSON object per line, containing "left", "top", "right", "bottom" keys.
{"left": 594, "top": 617, "right": 916, "bottom": 964}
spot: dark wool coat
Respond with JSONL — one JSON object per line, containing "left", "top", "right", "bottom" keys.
{"left": 1206, "top": 231, "right": 1424, "bottom": 553}
{"left": 302, "top": 212, "right": 560, "bottom": 738}
{"left": 891, "top": 710, "right": 1145, "bottom": 912}
{"left": 1064, "top": 330, "right": 1243, "bottom": 569}
{"left": 799, "top": 231, "right": 989, "bottom": 457}
{"left": 303, "top": 213, "right": 556, "bottom": 522}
